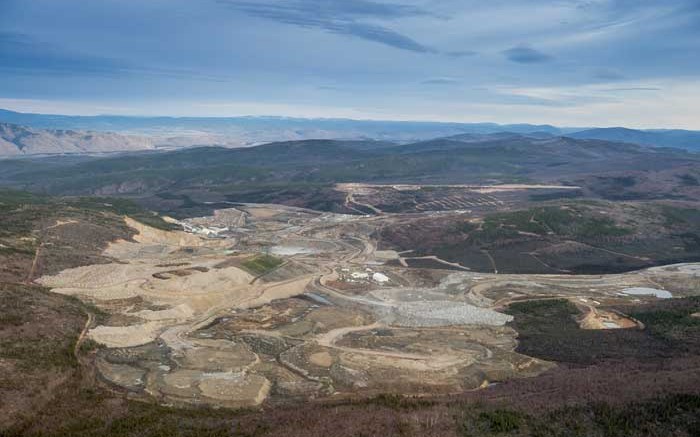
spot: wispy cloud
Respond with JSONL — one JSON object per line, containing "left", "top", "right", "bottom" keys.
{"left": 493, "top": 84, "right": 620, "bottom": 107}
{"left": 502, "top": 45, "right": 552, "bottom": 63}
{"left": 602, "top": 87, "right": 661, "bottom": 92}
{"left": 445, "top": 50, "right": 477, "bottom": 58}
{"left": 0, "top": 31, "right": 230, "bottom": 82}
{"left": 0, "top": 31, "right": 125, "bottom": 75}
{"left": 217, "top": 0, "right": 434, "bottom": 52}
{"left": 421, "top": 77, "right": 460, "bottom": 85}
{"left": 593, "top": 68, "right": 626, "bottom": 81}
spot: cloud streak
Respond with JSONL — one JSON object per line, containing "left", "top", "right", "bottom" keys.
{"left": 0, "top": 31, "right": 232, "bottom": 82}
{"left": 502, "top": 45, "right": 552, "bottom": 63}
{"left": 0, "top": 31, "right": 125, "bottom": 75}
{"left": 217, "top": 0, "right": 434, "bottom": 52}
{"left": 421, "top": 77, "right": 460, "bottom": 85}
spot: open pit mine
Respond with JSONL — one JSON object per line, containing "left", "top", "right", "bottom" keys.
{"left": 37, "top": 202, "right": 700, "bottom": 408}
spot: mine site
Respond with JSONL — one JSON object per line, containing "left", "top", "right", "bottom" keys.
{"left": 31, "top": 183, "right": 700, "bottom": 409}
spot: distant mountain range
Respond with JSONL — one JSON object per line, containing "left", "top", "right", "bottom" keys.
{"left": 0, "top": 108, "right": 571, "bottom": 146}
{"left": 0, "top": 123, "right": 153, "bottom": 157}
{"left": 0, "top": 109, "right": 698, "bottom": 156}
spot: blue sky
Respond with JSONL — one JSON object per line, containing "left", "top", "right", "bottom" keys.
{"left": 1, "top": 0, "right": 699, "bottom": 128}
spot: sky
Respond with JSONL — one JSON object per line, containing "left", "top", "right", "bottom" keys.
{"left": 1, "top": 0, "right": 699, "bottom": 128}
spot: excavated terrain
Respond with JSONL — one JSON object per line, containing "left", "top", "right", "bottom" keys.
{"left": 35, "top": 198, "right": 700, "bottom": 408}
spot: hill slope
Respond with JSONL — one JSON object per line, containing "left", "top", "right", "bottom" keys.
{"left": 0, "top": 135, "right": 697, "bottom": 215}
{"left": 569, "top": 127, "right": 700, "bottom": 151}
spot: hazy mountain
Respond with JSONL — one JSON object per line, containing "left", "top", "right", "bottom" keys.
{"left": 0, "top": 123, "right": 154, "bottom": 157}
{"left": 3, "top": 108, "right": 700, "bottom": 155}
{"left": 0, "top": 109, "right": 568, "bottom": 143}
{"left": 568, "top": 127, "right": 700, "bottom": 151}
